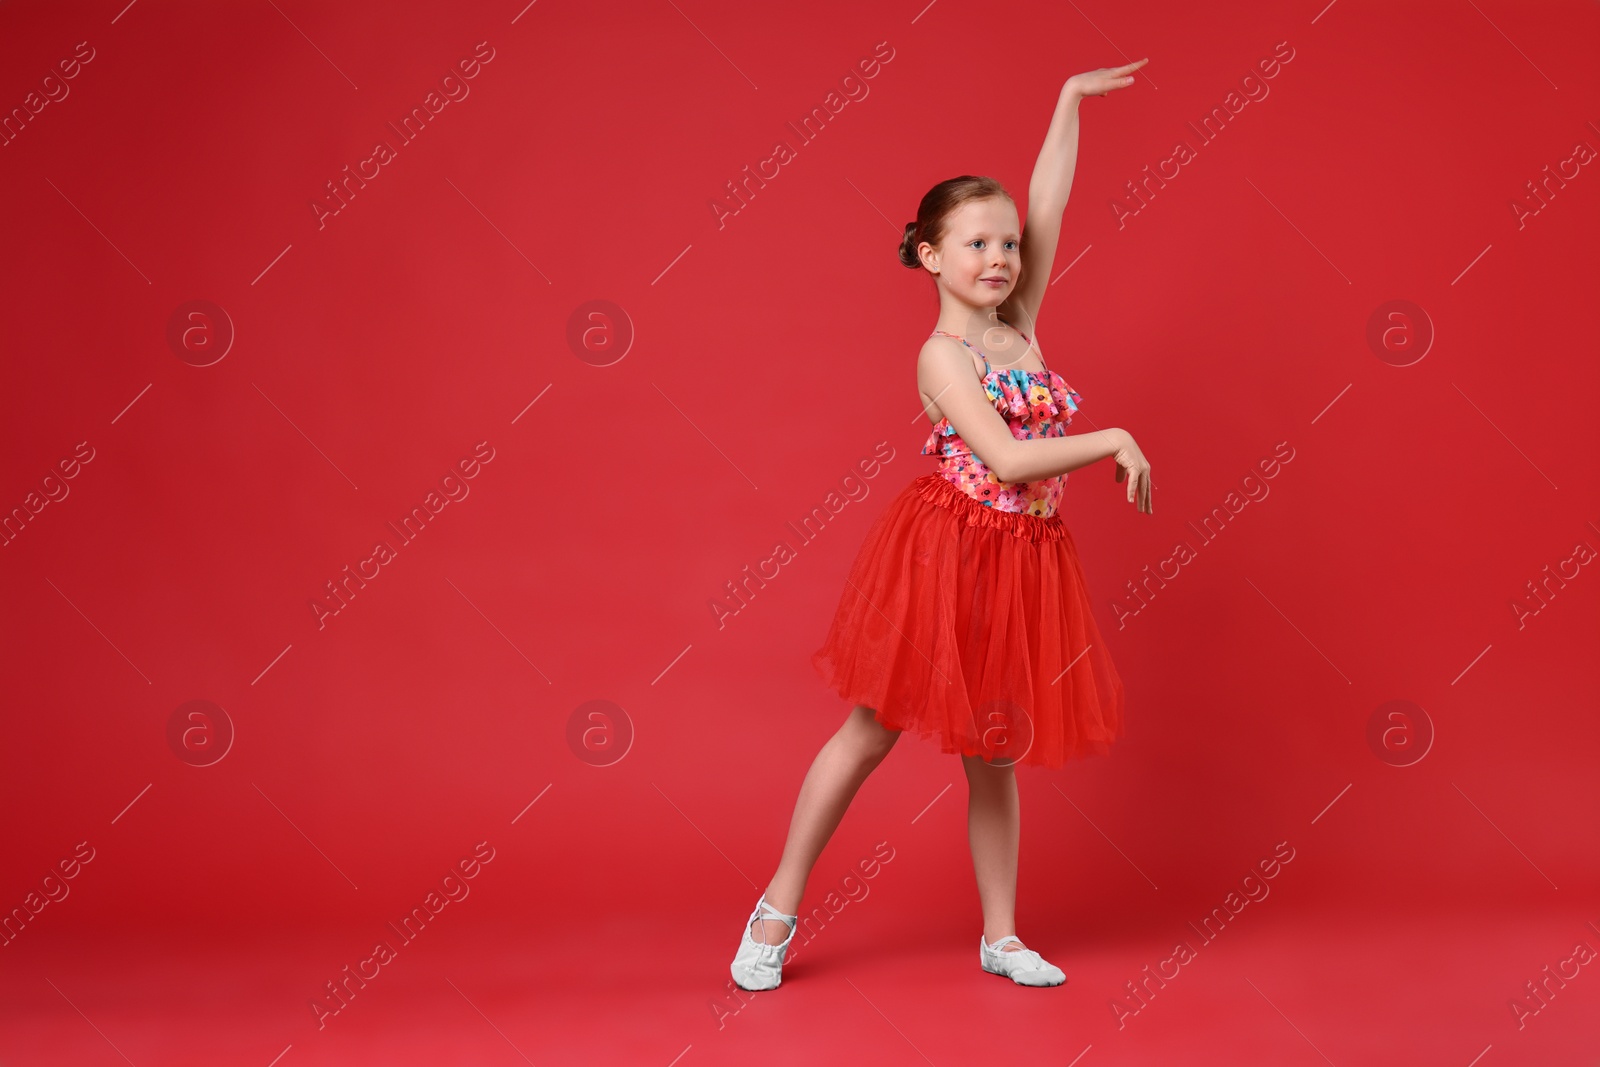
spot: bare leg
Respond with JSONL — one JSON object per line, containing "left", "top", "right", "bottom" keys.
{"left": 962, "top": 753, "right": 1026, "bottom": 951}
{"left": 751, "top": 705, "right": 901, "bottom": 943}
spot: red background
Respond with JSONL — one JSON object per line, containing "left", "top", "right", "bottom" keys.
{"left": 2, "top": 0, "right": 1596, "bottom": 1063}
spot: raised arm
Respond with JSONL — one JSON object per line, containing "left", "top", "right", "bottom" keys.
{"left": 1001, "top": 58, "right": 1148, "bottom": 335}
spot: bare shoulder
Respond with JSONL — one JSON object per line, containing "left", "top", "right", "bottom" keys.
{"left": 917, "top": 333, "right": 986, "bottom": 378}
{"left": 917, "top": 334, "right": 986, "bottom": 424}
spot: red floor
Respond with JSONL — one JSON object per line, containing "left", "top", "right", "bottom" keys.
{"left": 3, "top": 898, "right": 1593, "bottom": 1065}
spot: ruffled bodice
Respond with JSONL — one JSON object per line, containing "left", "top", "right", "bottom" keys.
{"left": 920, "top": 363, "right": 1084, "bottom": 517}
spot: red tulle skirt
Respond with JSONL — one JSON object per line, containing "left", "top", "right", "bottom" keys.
{"left": 811, "top": 472, "right": 1125, "bottom": 769}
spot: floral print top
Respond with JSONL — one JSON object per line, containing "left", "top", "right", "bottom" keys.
{"left": 920, "top": 325, "right": 1083, "bottom": 517}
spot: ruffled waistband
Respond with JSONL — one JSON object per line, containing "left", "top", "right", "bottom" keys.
{"left": 911, "top": 473, "right": 1069, "bottom": 543}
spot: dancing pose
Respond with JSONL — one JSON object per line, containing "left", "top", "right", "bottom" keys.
{"left": 732, "top": 57, "right": 1153, "bottom": 991}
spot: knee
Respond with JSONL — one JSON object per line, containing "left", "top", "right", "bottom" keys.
{"left": 847, "top": 706, "right": 900, "bottom": 762}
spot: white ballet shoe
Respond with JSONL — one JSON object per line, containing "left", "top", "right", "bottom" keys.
{"left": 980, "top": 934, "right": 1066, "bottom": 987}
{"left": 730, "top": 893, "right": 799, "bottom": 991}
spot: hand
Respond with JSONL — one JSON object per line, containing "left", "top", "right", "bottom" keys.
{"left": 1065, "top": 58, "right": 1148, "bottom": 100}
{"left": 1112, "top": 431, "right": 1153, "bottom": 514}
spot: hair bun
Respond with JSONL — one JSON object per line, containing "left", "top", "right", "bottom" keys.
{"left": 897, "top": 223, "right": 921, "bottom": 269}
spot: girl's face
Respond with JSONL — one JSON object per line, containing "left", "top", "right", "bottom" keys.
{"left": 931, "top": 197, "right": 1020, "bottom": 308}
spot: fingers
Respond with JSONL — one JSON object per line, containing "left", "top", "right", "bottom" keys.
{"left": 1124, "top": 466, "right": 1152, "bottom": 513}
{"left": 1115, "top": 456, "right": 1154, "bottom": 512}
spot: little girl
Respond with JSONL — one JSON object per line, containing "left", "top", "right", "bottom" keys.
{"left": 732, "top": 58, "right": 1153, "bottom": 991}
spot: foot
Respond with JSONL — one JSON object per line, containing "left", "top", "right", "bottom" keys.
{"left": 731, "top": 893, "right": 799, "bottom": 991}
{"left": 980, "top": 934, "right": 1066, "bottom": 987}
{"left": 750, "top": 917, "right": 792, "bottom": 944}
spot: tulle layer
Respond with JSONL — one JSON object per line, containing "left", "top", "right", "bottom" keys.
{"left": 811, "top": 473, "right": 1125, "bottom": 769}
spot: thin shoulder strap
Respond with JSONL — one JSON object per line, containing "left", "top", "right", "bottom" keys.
{"left": 930, "top": 330, "right": 990, "bottom": 377}
{"left": 998, "top": 313, "right": 1036, "bottom": 347}
{"left": 995, "top": 316, "right": 1049, "bottom": 375}
{"left": 998, "top": 315, "right": 1036, "bottom": 348}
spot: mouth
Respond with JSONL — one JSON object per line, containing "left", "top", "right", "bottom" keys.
{"left": 980, "top": 276, "right": 1007, "bottom": 287}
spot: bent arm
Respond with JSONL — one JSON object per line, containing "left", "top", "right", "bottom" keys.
{"left": 1002, "top": 426, "right": 1127, "bottom": 483}
{"left": 921, "top": 339, "right": 1127, "bottom": 485}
